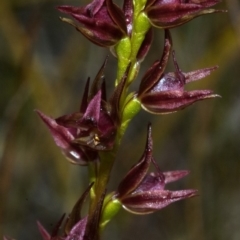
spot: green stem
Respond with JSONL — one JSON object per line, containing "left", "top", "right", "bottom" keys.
{"left": 88, "top": 161, "right": 98, "bottom": 200}
{"left": 87, "top": 2, "right": 150, "bottom": 237}
{"left": 87, "top": 141, "right": 119, "bottom": 239}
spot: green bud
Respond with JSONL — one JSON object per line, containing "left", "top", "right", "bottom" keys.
{"left": 127, "top": 62, "right": 140, "bottom": 84}
{"left": 100, "top": 197, "right": 122, "bottom": 228}
{"left": 120, "top": 95, "right": 141, "bottom": 136}
{"left": 115, "top": 37, "right": 132, "bottom": 83}
{"left": 133, "top": 0, "right": 148, "bottom": 14}
{"left": 134, "top": 12, "right": 151, "bottom": 35}
{"left": 130, "top": 13, "right": 151, "bottom": 60}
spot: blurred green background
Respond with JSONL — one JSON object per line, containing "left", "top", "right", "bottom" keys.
{"left": 0, "top": 0, "right": 239, "bottom": 239}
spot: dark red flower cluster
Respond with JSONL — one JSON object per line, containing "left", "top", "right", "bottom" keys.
{"left": 58, "top": 0, "right": 222, "bottom": 47}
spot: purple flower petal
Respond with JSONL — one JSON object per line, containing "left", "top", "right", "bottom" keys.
{"left": 163, "top": 170, "right": 189, "bottom": 184}
{"left": 184, "top": 66, "right": 218, "bottom": 83}
{"left": 138, "top": 30, "right": 172, "bottom": 95}
{"left": 137, "top": 28, "right": 153, "bottom": 62}
{"left": 122, "top": 189, "right": 198, "bottom": 214}
{"left": 65, "top": 216, "right": 88, "bottom": 240}
{"left": 141, "top": 90, "right": 220, "bottom": 114}
{"left": 65, "top": 183, "right": 94, "bottom": 234}
{"left": 37, "top": 221, "right": 51, "bottom": 240}
{"left": 117, "top": 124, "right": 153, "bottom": 198}
{"left": 36, "top": 110, "right": 91, "bottom": 165}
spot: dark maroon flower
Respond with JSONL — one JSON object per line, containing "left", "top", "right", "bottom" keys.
{"left": 58, "top": 0, "right": 128, "bottom": 47}
{"left": 37, "top": 183, "right": 101, "bottom": 240}
{"left": 37, "top": 60, "right": 118, "bottom": 165}
{"left": 115, "top": 124, "right": 197, "bottom": 214}
{"left": 137, "top": 30, "right": 220, "bottom": 114}
{"left": 144, "top": 0, "right": 224, "bottom": 28}
{"left": 37, "top": 183, "right": 105, "bottom": 240}
{"left": 36, "top": 109, "right": 97, "bottom": 165}
{"left": 38, "top": 216, "right": 88, "bottom": 240}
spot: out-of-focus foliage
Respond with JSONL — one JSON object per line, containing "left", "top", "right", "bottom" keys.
{"left": 0, "top": 0, "right": 239, "bottom": 240}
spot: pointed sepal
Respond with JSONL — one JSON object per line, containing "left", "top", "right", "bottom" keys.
{"left": 121, "top": 189, "right": 198, "bottom": 214}
{"left": 116, "top": 124, "right": 153, "bottom": 198}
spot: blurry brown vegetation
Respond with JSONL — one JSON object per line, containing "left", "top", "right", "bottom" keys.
{"left": 0, "top": 0, "right": 240, "bottom": 239}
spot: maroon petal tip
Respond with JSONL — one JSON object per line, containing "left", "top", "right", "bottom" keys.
{"left": 163, "top": 170, "right": 190, "bottom": 184}
{"left": 37, "top": 221, "right": 50, "bottom": 240}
